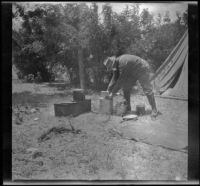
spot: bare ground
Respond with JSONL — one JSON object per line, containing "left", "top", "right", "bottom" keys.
{"left": 12, "top": 81, "right": 188, "bottom": 180}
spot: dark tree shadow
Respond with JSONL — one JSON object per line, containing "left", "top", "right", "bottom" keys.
{"left": 12, "top": 91, "right": 72, "bottom": 107}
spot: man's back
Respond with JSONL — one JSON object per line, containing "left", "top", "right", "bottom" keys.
{"left": 116, "top": 54, "right": 151, "bottom": 75}
{"left": 104, "top": 54, "right": 158, "bottom": 118}
{"left": 118, "top": 54, "right": 141, "bottom": 64}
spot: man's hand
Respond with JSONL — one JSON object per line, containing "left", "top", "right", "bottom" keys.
{"left": 109, "top": 92, "right": 114, "bottom": 98}
{"left": 107, "top": 92, "right": 121, "bottom": 98}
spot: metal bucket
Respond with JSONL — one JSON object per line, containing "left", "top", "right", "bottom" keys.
{"left": 99, "top": 97, "right": 113, "bottom": 114}
{"left": 114, "top": 101, "right": 127, "bottom": 116}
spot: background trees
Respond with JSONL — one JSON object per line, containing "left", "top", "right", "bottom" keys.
{"left": 12, "top": 3, "right": 188, "bottom": 89}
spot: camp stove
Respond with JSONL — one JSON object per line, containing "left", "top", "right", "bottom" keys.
{"left": 54, "top": 89, "right": 91, "bottom": 117}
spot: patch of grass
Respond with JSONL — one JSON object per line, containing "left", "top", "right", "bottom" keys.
{"left": 12, "top": 82, "right": 188, "bottom": 180}
{"left": 115, "top": 161, "right": 128, "bottom": 179}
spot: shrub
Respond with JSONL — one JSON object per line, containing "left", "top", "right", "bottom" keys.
{"left": 25, "top": 74, "right": 35, "bottom": 83}
{"left": 35, "top": 72, "right": 42, "bottom": 83}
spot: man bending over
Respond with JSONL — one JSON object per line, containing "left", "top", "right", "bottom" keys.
{"left": 104, "top": 54, "right": 158, "bottom": 118}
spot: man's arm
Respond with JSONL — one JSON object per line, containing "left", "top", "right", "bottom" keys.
{"left": 111, "top": 67, "right": 128, "bottom": 94}
{"left": 110, "top": 75, "right": 124, "bottom": 94}
{"left": 107, "top": 70, "right": 118, "bottom": 93}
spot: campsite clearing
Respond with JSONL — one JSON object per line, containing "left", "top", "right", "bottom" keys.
{"left": 12, "top": 81, "right": 188, "bottom": 180}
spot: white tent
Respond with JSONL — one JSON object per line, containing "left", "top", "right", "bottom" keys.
{"left": 151, "top": 30, "right": 188, "bottom": 100}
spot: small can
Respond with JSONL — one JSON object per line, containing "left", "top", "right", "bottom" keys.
{"left": 136, "top": 104, "right": 145, "bottom": 116}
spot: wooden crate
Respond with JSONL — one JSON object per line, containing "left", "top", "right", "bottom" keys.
{"left": 54, "top": 99, "right": 91, "bottom": 117}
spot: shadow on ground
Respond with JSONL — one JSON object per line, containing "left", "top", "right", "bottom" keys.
{"left": 12, "top": 91, "right": 72, "bottom": 106}
{"left": 125, "top": 109, "right": 152, "bottom": 116}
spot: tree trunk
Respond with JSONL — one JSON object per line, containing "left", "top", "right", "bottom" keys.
{"left": 78, "top": 47, "right": 86, "bottom": 90}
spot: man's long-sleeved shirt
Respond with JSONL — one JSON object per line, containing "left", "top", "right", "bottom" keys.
{"left": 107, "top": 54, "right": 151, "bottom": 94}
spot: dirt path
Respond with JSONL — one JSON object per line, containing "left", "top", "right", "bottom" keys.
{"left": 12, "top": 82, "right": 188, "bottom": 180}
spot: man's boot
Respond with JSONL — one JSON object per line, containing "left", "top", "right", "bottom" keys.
{"left": 146, "top": 93, "right": 158, "bottom": 118}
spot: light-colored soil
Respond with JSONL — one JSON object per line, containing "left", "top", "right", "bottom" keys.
{"left": 12, "top": 81, "right": 188, "bottom": 180}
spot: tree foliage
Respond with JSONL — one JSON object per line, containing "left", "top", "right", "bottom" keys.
{"left": 12, "top": 3, "right": 188, "bottom": 88}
